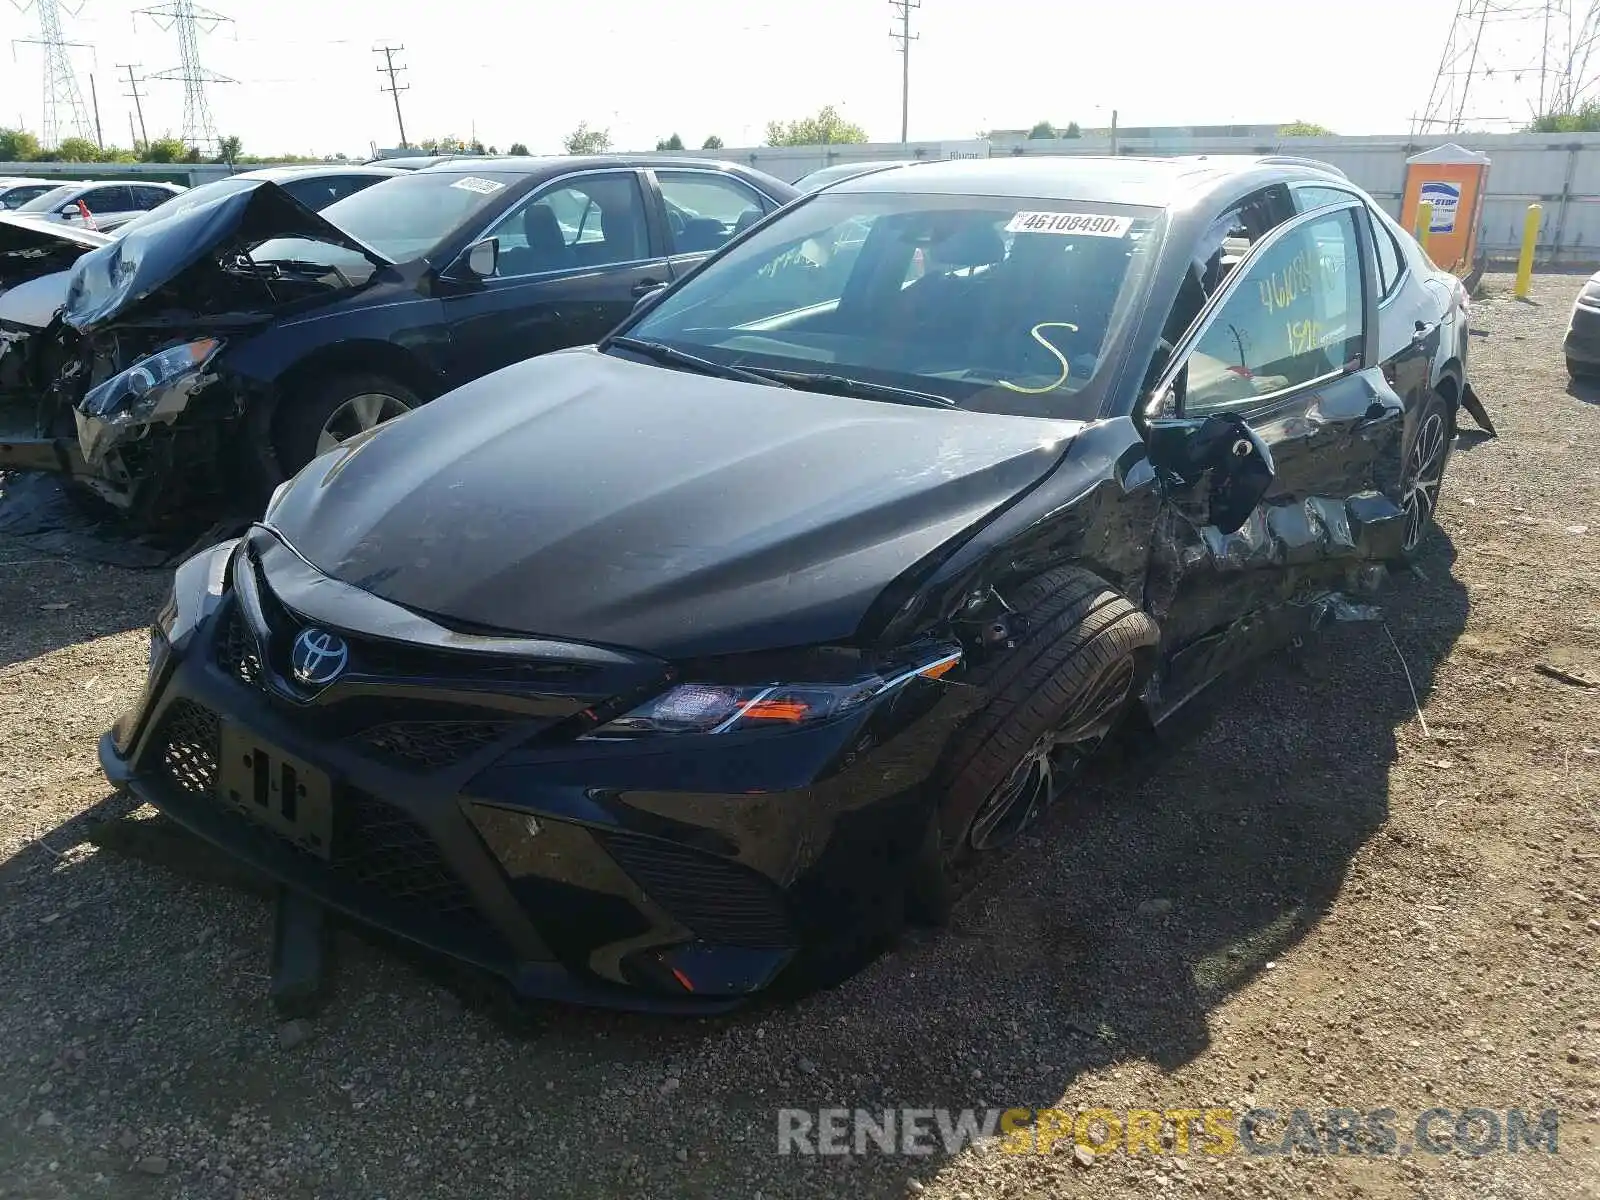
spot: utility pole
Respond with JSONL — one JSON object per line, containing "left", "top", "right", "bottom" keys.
{"left": 88, "top": 71, "right": 102, "bottom": 147}
{"left": 374, "top": 43, "right": 409, "bottom": 149}
{"left": 889, "top": 0, "right": 919, "bottom": 144}
{"left": 118, "top": 62, "right": 148, "bottom": 146}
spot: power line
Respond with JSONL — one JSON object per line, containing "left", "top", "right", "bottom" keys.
{"left": 888, "top": 0, "right": 919, "bottom": 144}
{"left": 136, "top": 0, "right": 236, "bottom": 154}
{"left": 118, "top": 61, "right": 148, "bottom": 146}
{"left": 374, "top": 43, "right": 409, "bottom": 150}
{"left": 10, "top": 0, "right": 95, "bottom": 147}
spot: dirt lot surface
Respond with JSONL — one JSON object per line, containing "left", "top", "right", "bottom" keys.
{"left": 1, "top": 270, "right": 1597, "bottom": 1200}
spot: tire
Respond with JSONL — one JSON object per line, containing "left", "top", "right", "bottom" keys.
{"left": 272, "top": 372, "right": 421, "bottom": 479}
{"left": 1400, "top": 389, "right": 1454, "bottom": 558}
{"left": 907, "top": 566, "right": 1159, "bottom": 922}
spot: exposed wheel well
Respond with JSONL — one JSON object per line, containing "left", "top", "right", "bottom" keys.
{"left": 270, "top": 341, "right": 444, "bottom": 431}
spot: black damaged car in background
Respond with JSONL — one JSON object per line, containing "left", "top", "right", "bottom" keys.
{"left": 0, "top": 156, "right": 796, "bottom": 523}
{"left": 102, "top": 155, "right": 1493, "bottom": 1010}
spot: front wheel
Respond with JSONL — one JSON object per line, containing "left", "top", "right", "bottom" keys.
{"left": 908, "top": 567, "right": 1159, "bottom": 922}
{"left": 1400, "top": 389, "right": 1454, "bottom": 557}
{"left": 272, "top": 372, "right": 420, "bottom": 478}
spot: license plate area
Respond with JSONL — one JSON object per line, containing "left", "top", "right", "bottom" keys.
{"left": 217, "top": 724, "right": 335, "bottom": 859}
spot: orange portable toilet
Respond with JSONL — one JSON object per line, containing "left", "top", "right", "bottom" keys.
{"left": 1400, "top": 143, "right": 1491, "bottom": 277}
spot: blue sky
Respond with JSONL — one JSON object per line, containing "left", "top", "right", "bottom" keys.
{"left": 0, "top": 0, "right": 1529, "bottom": 156}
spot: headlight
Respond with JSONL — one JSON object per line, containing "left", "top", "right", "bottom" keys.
{"left": 79, "top": 337, "right": 223, "bottom": 421}
{"left": 154, "top": 537, "right": 238, "bottom": 653}
{"left": 586, "top": 647, "right": 962, "bottom": 738}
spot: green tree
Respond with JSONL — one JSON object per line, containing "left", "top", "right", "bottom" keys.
{"left": 508, "top": 141, "right": 530, "bottom": 155}
{"left": 654, "top": 132, "right": 685, "bottom": 151}
{"left": 140, "top": 136, "right": 187, "bottom": 163}
{"left": 214, "top": 135, "right": 243, "bottom": 166}
{"left": 0, "top": 129, "right": 42, "bottom": 161}
{"left": 1062, "top": 121, "right": 1082, "bottom": 138}
{"left": 1527, "top": 101, "right": 1600, "bottom": 131}
{"left": 701, "top": 134, "right": 724, "bottom": 150}
{"left": 1278, "top": 120, "right": 1335, "bottom": 136}
{"left": 765, "top": 105, "right": 867, "bottom": 147}
{"left": 96, "top": 144, "right": 138, "bottom": 162}
{"left": 420, "top": 135, "right": 467, "bottom": 154}
{"left": 562, "top": 121, "right": 612, "bottom": 154}
{"left": 1027, "top": 120, "right": 1056, "bottom": 139}
{"left": 469, "top": 139, "right": 487, "bottom": 154}
{"left": 53, "top": 136, "right": 100, "bottom": 161}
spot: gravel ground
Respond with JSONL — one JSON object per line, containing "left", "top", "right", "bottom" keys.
{"left": 0, "top": 270, "right": 1596, "bottom": 1200}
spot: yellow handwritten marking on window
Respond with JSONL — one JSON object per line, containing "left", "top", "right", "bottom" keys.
{"left": 1285, "top": 318, "right": 1324, "bottom": 355}
{"left": 998, "top": 322, "right": 1079, "bottom": 394}
{"left": 1256, "top": 245, "right": 1345, "bottom": 316}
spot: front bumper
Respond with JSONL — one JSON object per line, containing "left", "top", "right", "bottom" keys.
{"left": 104, "top": 573, "right": 972, "bottom": 1011}
{"left": 1563, "top": 298, "right": 1600, "bottom": 364}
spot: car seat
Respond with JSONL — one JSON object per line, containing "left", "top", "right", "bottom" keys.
{"left": 675, "top": 217, "right": 727, "bottom": 254}
{"left": 498, "top": 203, "right": 572, "bottom": 275}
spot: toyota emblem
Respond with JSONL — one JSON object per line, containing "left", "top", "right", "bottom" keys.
{"left": 290, "top": 628, "right": 350, "bottom": 686}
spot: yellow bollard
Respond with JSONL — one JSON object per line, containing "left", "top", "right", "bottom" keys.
{"left": 1514, "top": 203, "right": 1542, "bottom": 298}
{"left": 1414, "top": 200, "right": 1434, "bottom": 257}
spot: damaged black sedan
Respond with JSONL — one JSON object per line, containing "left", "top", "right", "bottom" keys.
{"left": 102, "top": 156, "right": 1488, "bottom": 1010}
{"left": 1, "top": 157, "right": 795, "bottom": 523}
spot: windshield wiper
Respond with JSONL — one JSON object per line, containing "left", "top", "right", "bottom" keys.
{"left": 742, "top": 369, "right": 960, "bottom": 409}
{"left": 609, "top": 337, "right": 790, "bottom": 388}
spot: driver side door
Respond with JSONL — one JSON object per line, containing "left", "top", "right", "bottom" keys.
{"left": 1142, "top": 200, "right": 1409, "bottom": 708}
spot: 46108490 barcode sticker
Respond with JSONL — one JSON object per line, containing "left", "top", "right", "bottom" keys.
{"left": 1004, "top": 211, "right": 1132, "bottom": 238}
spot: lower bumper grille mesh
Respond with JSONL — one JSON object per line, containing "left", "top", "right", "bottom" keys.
{"left": 150, "top": 699, "right": 485, "bottom": 929}
{"left": 597, "top": 829, "right": 794, "bottom": 948}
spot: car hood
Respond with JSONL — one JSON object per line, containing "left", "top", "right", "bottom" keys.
{"left": 268, "top": 348, "right": 1081, "bottom": 658}
{"left": 0, "top": 212, "right": 111, "bottom": 294}
{"left": 61, "top": 180, "right": 392, "bottom": 332}
{"left": 0, "top": 268, "right": 71, "bottom": 331}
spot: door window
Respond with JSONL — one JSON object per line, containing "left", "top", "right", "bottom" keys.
{"left": 83, "top": 185, "right": 133, "bottom": 212}
{"left": 655, "top": 171, "right": 768, "bottom": 254}
{"left": 1296, "top": 184, "right": 1404, "bottom": 297}
{"left": 133, "top": 186, "right": 174, "bottom": 209}
{"left": 483, "top": 173, "right": 650, "bottom": 277}
{"left": 1181, "top": 207, "right": 1365, "bottom": 415}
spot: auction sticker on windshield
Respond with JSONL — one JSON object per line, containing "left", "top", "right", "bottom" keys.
{"left": 450, "top": 177, "right": 505, "bottom": 195}
{"left": 1005, "top": 212, "right": 1132, "bottom": 237}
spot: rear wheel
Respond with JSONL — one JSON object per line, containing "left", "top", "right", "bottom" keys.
{"left": 272, "top": 372, "right": 419, "bottom": 478}
{"left": 908, "top": 567, "right": 1159, "bottom": 922}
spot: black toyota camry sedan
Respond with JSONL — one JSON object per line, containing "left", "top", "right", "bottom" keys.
{"left": 102, "top": 155, "right": 1489, "bottom": 1010}
{"left": 0, "top": 155, "right": 795, "bottom": 523}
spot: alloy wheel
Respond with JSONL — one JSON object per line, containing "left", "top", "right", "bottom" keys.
{"left": 966, "top": 655, "right": 1137, "bottom": 853}
{"left": 1402, "top": 409, "right": 1449, "bottom": 552}
{"left": 315, "top": 393, "right": 413, "bottom": 455}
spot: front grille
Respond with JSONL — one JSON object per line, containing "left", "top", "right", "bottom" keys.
{"left": 213, "top": 604, "right": 262, "bottom": 688}
{"left": 347, "top": 720, "right": 520, "bottom": 772}
{"left": 148, "top": 701, "right": 485, "bottom": 930}
{"left": 598, "top": 830, "right": 795, "bottom": 948}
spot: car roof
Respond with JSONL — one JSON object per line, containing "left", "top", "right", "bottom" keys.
{"left": 828, "top": 155, "right": 1323, "bottom": 208}
{"left": 230, "top": 164, "right": 405, "bottom": 182}
{"left": 414, "top": 154, "right": 781, "bottom": 178}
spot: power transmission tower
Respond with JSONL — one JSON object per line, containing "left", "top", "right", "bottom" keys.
{"left": 1417, "top": 0, "right": 1600, "bottom": 132}
{"left": 118, "top": 62, "right": 149, "bottom": 147}
{"left": 374, "top": 43, "right": 409, "bottom": 149}
{"left": 136, "top": 0, "right": 236, "bottom": 155}
{"left": 889, "top": 0, "right": 919, "bottom": 143}
{"left": 10, "top": 0, "right": 94, "bottom": 147}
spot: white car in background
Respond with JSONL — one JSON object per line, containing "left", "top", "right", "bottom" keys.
{"left": 12, "top": 180, "right": 187, "bottom": 230}
{"left": 0, "top": 178, "right": 62, "bottom": 210}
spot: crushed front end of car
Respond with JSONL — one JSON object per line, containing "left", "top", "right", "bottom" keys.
{"left": 100, "top": 524, "right": 986, "bottom": 1009}
{"left": 7, "top": 183, "right": 385, "bottom": 522}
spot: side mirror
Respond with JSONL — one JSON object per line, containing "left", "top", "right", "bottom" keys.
{"left": 1145, "top": 412, "right": 1276, "bottom": 535}
{"left": 464, "top": 237, "right": 499, "bottom": 279}
{"left": 631, "top": 282, "right": 668, "bottom": 315}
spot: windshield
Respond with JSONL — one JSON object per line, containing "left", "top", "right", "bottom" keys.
{"left": 622, "top": 191, "right": 1161, "bottom": 419}
{"left": 17, "top": 184, "right": 81, "bottom": 213}
{"left": 275, "top": 170, "right": 511, "bottom": 262}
